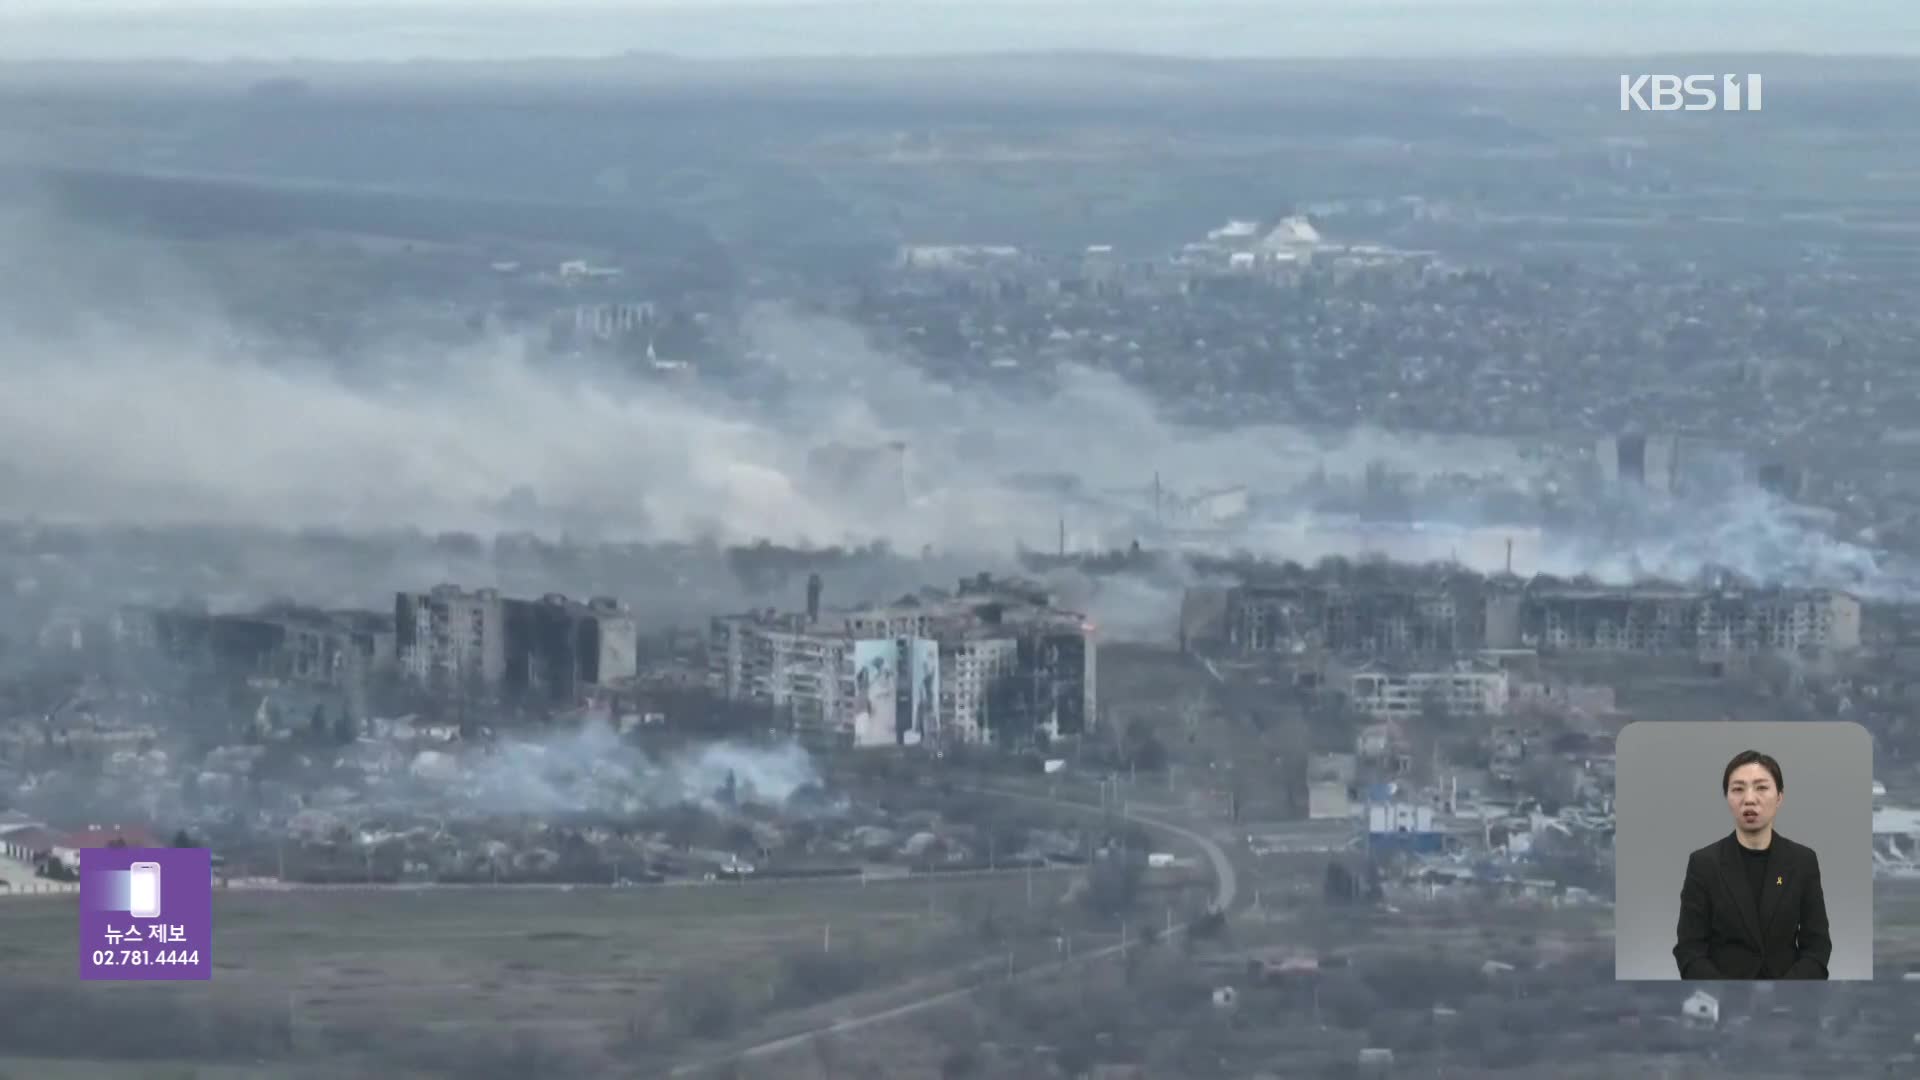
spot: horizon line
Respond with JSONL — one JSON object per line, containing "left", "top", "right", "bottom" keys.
{"left": 2, "top": 48, "right": 1918, "bottom": 68}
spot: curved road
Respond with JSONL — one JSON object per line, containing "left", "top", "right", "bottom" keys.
{"left": 669, "top": 787, "right": 1236, "bottom": 1077}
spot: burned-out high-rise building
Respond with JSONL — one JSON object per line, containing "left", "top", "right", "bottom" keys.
{"left": 395, "top": 585, "right": 637, "bottom": 703}
{"left": 396, "top": 585, "right": 507, "bottom": 688}
{"left": 140, "top": 605, "right": 395, "bottom": 688}
{"left": 1199, "top": 569, "right": 1859, "bottom": 661}
{"left": 1513, "top": 582, "right": 1860, "bottom": 655}
{"left": 502, "top": 594, "right": 640, "bottom": 704}
{"left": 1596, "top": 433, "right": 1681, "bottom": 496}
{"left": 1224, "top": 577, "right": 1490, "bottom": 657}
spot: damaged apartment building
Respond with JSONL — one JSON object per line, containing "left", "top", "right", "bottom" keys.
{"left": 708, "top": 572, "right": 1096, "bottom": 749}
{"left": 128, "top": 586, "right": 641, "bottom": 709}
{"left": 132, "top": 603, "right": 397, "bottom": 688}
{"left": 1213, "top": 573, "right": 1495, "bottom": 655}
{"left": 1194, "top": 571, "right": 1861, "bottom": 659}
{"left": 395, "top": 585, "right": 640, "bottom": 704}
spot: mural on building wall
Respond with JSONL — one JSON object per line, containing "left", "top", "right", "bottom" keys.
{"left": 851, "top": 639, "right": 898, "bottom": 747}
{"left": 910, "top": 637, "right": 939, "bottom": 744}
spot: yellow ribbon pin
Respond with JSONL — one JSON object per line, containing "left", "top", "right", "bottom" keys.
{"left": 1776, "top": 876, "right": 1783, "bottom": 885}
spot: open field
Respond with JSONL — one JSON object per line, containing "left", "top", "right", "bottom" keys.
{"left": 0, "top": 1057, "right": 381, "bottom": 1080}
{"left": 0, "top": 871, "right": 1088, "bottom": 1075}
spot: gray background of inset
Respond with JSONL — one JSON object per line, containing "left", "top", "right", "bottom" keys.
{"left": 1613, "top": 720, "right": 1873, "bottom": 980}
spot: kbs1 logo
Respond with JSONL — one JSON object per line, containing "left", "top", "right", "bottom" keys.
{"left": 1619, "top": 74, "right": 1763, "bottom": 112}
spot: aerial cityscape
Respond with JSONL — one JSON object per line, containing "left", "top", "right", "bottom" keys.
{"left": 3, "top": 12, "right": 1920, "bottom": 1079}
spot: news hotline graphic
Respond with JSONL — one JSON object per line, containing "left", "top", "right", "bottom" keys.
{"left": 79, "top": 847, "right": 212, "bottom": 981}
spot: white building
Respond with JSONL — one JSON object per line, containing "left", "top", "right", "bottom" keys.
{"left": 1368, "top": 803, "right": 1436, "bottom": 833}
{"left": 1348, "top": 659, "right": 1510, "bottom": 719}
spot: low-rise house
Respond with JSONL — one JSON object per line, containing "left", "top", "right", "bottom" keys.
{"left": 50, "top": 824, "right": 162, "bottom": 869}
{"left": 1682, "top": 989, "right": 1720, "bottom": 1028}
{"left": 1349, "top": 658, "right": 1510, "bottom": 719}
{"left": 0, "top": 824, "right": 58, "bottom": 863}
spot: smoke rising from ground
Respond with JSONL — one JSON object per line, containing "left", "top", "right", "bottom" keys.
{"left": 14, "top": 720, "right": 829, "bottom": 830}
{"left": 0, "top": 202, "right": 1904, "bottom": 611}
{"left": 0, "top": 307, "right": 1530, "bottom": 554}
{"left": 400, "top": 722, "right": 824, "bottom": 819}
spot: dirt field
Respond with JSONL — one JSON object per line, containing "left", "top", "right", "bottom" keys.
{"left": 0, "top": 871, "right": 1081, "bottom": 1075}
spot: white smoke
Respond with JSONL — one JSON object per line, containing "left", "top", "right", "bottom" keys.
{"left": 397, "top": 721, "right": 824, "bottom": 818}
{"left": 1537, "top": 488, "right": 1908, "bottom": 597}
{"left": 0, "top": 205, "right": 1537, "bottom": 554}
{"left": 0, "top": 202, "right": 1902, "bottom": 604}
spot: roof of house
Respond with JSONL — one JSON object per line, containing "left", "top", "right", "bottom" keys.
{"left": 0, "top": 826, "right": 63, "bottom": 853}
{"left": 59, "top": 824, "right": 161, "bottom": 850}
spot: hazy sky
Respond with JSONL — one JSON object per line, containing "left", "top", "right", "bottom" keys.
{"left": 1, "top": 1, "right": 1915, "bottom": 62}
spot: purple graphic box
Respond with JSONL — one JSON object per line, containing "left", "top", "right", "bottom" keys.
{"left": 79, "top": 847, "right": 212, "bottom": 981}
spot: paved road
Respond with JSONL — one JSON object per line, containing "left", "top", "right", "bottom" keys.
{"left": 669, "top": 789, "right": 1236, "bottom": 1077}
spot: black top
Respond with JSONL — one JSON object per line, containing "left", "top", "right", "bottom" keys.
{"left": 1740, "top": 841, "right": 1772, "bottom": 935}
{"left": 1674, "top": 830, "right": 1832, "bottom": 980}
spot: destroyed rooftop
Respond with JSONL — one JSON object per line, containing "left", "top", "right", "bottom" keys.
{"left": 1219, "top": 560, "right": 1858, "bottom": 600}
{"left": 721, "top": 574, "right": 1088, "bottom": 636}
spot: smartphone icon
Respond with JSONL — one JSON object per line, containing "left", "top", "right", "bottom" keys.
{"left": 128, "top": 862, "right": 162, "bottom": 920}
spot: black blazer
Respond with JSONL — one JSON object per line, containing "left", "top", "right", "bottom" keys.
{"left": 1673, "top": 831, "right": 1831, "bottom": 979}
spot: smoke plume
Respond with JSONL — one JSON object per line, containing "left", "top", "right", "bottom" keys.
{"left": 0, "top": 197, "right": 1904, "bottom": 610}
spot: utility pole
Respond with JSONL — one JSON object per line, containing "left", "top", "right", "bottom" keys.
{"left": 824, "top": 923, "right": 831, "bottom": 953}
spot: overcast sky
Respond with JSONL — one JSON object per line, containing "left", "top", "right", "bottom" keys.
{"left": 0, "top": 1, "right": 1915, "bottom": 62}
